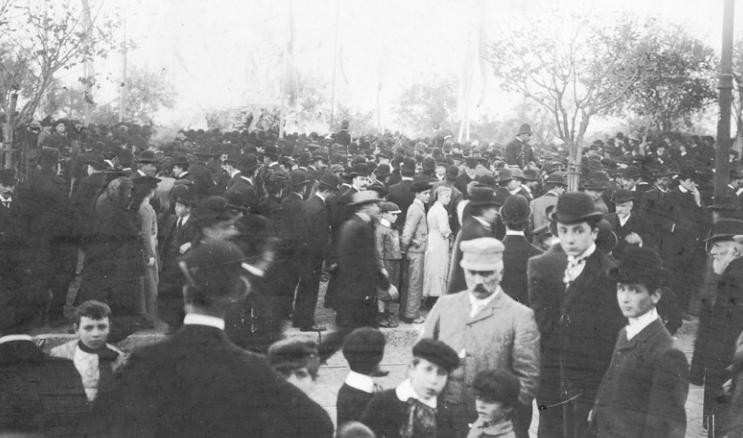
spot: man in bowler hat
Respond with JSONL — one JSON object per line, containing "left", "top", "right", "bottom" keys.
{"left": 96, "top": 239, "right": 333, "bottom": 437}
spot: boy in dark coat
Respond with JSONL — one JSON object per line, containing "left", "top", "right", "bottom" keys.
{"left": 361, "top": 338, "right": 460, "bottom": 438}
{"left": 592, "top": 246, "right": 688, "bottom": 438}
{"left": 337, "top": 327, "right": 386, "bottom": 427}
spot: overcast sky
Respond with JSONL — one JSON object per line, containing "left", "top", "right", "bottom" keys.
{"left": 78, "top": 0, "right": 741, "bottom": 129}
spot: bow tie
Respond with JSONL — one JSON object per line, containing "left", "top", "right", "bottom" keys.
{"left": 563, "top": 257, "right": 587, "bottom": 285}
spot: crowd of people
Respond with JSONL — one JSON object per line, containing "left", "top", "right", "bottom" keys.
{"left": 0, "top": 116, "right": 742, "bottom": 437}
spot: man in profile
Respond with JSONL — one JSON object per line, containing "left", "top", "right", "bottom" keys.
{"left": 97, "top": 239, "right": 333, "bottom": 437}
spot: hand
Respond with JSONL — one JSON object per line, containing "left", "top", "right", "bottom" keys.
{"left": 179, "top": 242, "right": 192, "bottom": 254}
{"left": 624, "top": 232, "right": 642, "bottom": 245}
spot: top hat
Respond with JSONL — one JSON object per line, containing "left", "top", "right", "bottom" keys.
{"left": 706, "top": 218, "right": 743, "bottom": 245}
{"left": 611, "top": 189, "right": 635, "bottom": 205}
{"left": 552, "top": 192, "right": 603, "bottom": 225}
{"left": 468, "top": 186, "right": 500, "bottom": 208}
{"left": 517, "top": 123, "right": 532, "bottom": 136}
{"left": 459, "top": 237, "right": 505, "bottom": 271}
{"left": 412, "top": 338, "right": 460, "bottom": 373}
{"left": 501, "top": 195, "right": 531, "bottom": 225}
{"left": 349, "top": 190, "right": 382, "bottom": 206}
{"left": 608, "top": 246, "right": 664, "bottom": 287}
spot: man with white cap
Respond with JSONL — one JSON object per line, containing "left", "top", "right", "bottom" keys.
{"left": 422, "top": 237, "right": 540, "bottom": 437}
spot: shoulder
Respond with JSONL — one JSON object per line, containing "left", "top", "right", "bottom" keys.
{"left": 50, "top": 339, "right": 77, "bottom": 359}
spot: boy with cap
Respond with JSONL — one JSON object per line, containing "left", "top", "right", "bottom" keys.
{"left": 591, "top": 246, "right": 688, "bottom": 438}
{"left": 361, "top": 338, "right": 460, "bottom": 438}
{"left": 375, "top": 201, "right": 403, "bottom": 327}
{"left": 267, "top": 338, "right": 321, "bottom": 395}
{"left": 400, "top": 177, "right": 433, "bottom": 324}
{"left": 337, "top": 327, "right": 387, "bottom": 426}
{"left": 424, "top": 237, "right": 540, "bottom": 438}
{"left": 467, "top": 369, "right": 522, "bottom": 438}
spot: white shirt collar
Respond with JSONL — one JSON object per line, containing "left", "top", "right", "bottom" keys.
{"left": 401, "top": 176, "right": 413, "bottom": 181}
{"left": 505, "top": 229, "right": 525, "bottom": 236}
{"left": 626, "top": 308, "right": 659, "bottom": 340}
{"left": 240, "top": 175, "right": 253, "bottom": 183}
{"left": 345, "top": 371, "right": 375, "bottom": 394}
{"left": 183, "top": 313, "right": 225, "bottom": 330}
{"left": 379, "top": 218, "right": 391, "bottom": 228}
{"left": 229, "top": 169, "right": 240, "bottom": 178}
{"left": 468, "top": 287, "right": 501, "bottom": 318}
{"left": 395, "top": 378, "right": 437, "bottom": 409}
{"left": 315, "top": 192, "right": 326, "bottom": 202}
{"left": 678, "top": 185, "right": 689, "bottom": 194}
{"left": 0, "top": 334, "right": 33, "bottom": 344}
{"left": 618, "top": 213, "right": 630, "bottom": 227}
{"left": 738, "top": 187, "right": 743, "bottom": 197}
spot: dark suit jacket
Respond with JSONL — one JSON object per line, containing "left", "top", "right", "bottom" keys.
{"left": 605, "top": 212, "right": 656, "bottom": 256}
{"left": 502, "top": 234, "right": 543, "bottom": 305}
{"left": 0, "top": 340, "right": 88, "bottom": 436}
{"left": 336, "top": 383, "right": 374, "bottom": 428}
{"left": 226, "top": 176, "right": 259, "bottom": 213}
{"left": 303, "top": 194, "right": 330, "bottom": 258}
{"left": 595, "top": 320, "right": 688, "bottom": 438}
{"left": 279, "top": 192, "right": 307, "bottom": 260}
{"left": 386, "top": 179, "right": 415, "bottom": 229}
{"left": 505, "top": 138, "right": 535, "bottom": 167}
{"left": 97, "top": 324, "right": 333, "bottom": 438}
{"left": 361, "top": 388, "right": 457, "bottom": 438}
{"left": 446, "top": 216, "right": 497, "bottom": 295}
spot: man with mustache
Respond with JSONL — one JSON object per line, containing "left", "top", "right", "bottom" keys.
{"left": 422, "top": 237, "right": 540, "bottom": 437}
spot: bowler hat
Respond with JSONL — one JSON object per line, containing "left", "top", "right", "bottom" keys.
{"left": 501, "top": 195, "right": 531, "bottom": 225}
{"left": 522, "top": 169, "right": 540, "bottom": 182}
{"left": 172, "top": 154, "right": 189, "bottom": 167}
{"left": 412, "top": 338, "right": 460, "bottom": 373}
{"left": 411, "top": 176, "right": 434, "bottom": 193}
{"left": 374, "top": 163, "right": 391, "bottom": 179}
{"left": 582, "top": 171, "right": 611, "bottom": 191}
{"left": 317, "top": 171, "right": 341, "bottom": 190}
{"left": 608, "top": 246, "right": 664, "bottom": 287}
{"left": 346, "top": 163, "right": 369, "bottom": 178}
{"left": 132, "top": 175, "right": 161, "bottom": 190}
{"left": 544, "top": 172, "right": 566, "bottom": 186}
{"left": 349, "top": 190, "right": 381, "bottom": 206}
{"left": 552, "top": 192, "right": 603, "bottom": 225}
{"left": 517, "top": 123, "right": 532, "bottom": 136}
{"left": 84, "top": 153, "right": 108, "bottom": 170}
{"left": 468, "top": 186, "right": 500, "bottom": 208}
{"left": 460, "top": 237, "right": 504, "bottom": 271}
{"left": 611, "top": 189, "right": 635, "bottom": 205}
{"left": 289, "top": 169, "right": 312, "bottom": 188}
{"left": 497, "top": 169, "right": 515, "bottom": 183}
{"left": 706, "top": 218, "right": 743, "bottom": 244}
{"left": 180, "top": 238, "right": 248, "bottom": 299}
{"left": 510, "top": 168, "right": 526, "bottom": 181}
{"left": 194, "top": 196, "right": 242, "bottom": 226}
{"left": 238, "top": 154, "right": 260, "bottom": 174}
{"left": 170, "top": 184, "right": 196, "bottom": 206}
{"left": 137, "top": 150, "right": 157, "bottom": 164}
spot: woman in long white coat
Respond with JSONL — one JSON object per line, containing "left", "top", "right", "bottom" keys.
{"left": 422, "top": 186, "right": 452, "bottom": 303}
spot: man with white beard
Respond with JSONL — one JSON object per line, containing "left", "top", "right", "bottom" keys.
{"left": 691, "top": 218, "right": 743, "bottom": 437}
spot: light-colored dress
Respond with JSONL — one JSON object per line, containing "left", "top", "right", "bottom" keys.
{"left": 422, "top": 201, "right": 451, "bottom": 297}
{"left": 139, "top": 200, "right": 159, "bottom": 316}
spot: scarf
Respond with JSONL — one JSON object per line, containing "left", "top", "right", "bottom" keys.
{"left": 400, "top": 398, "right": 437, "bottom": 438}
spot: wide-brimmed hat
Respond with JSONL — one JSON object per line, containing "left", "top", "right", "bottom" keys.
{"left": 608, "top": 246, "right": 664, "bottom": 286}
{"left": 612, "top": 189, "right": 635, "bottom": 205}
{"left": 460, "top": 237, "right": 505, "bottom": 271}
{"left": 706, "top": 218, "right": 743, "bottom": 245}
{"left": 552, "top": 192, "right": 603, "bottom": 225}
{"left": 501, "top": 195, "right": 531, "bottom": 225}
{"left": 517, "top": 123, "right": 532, "bottom": 136}
{"left": 468, "top": 186, "right": 500, "bottom": 208}
{"left": 349, "top": 190, "right": 381, "bottom": 206}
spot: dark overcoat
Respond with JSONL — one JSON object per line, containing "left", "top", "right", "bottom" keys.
{"left": 386, "top": 179, "right": 415, "bottom": 230}
{"left": 95, "top": 324, "right": 333, "bottom": 437}
{"left": 595, "top": 320, "right": 688, "bottom": 438}
{"left": 501, "top": 234, "right": 543, "bottom": 305}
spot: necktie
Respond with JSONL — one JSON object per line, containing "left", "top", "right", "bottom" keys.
{"left": 400, "top": 398, "right": 437, "bottom": 438}
{"left": 563, "top": 257, "right": 586, "bottom": 286}
{"left": 177, "top": 218, "right": 183, "bottom": 229}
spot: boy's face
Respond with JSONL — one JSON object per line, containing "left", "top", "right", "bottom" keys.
{"left": 76, "top": 316, "right": 110, "bottom": 350}
{"left": 174, "top": 202, "right": 190, "bottom": 218}
{"left": 381, "top": 211, "right": 398, "bottom": 223}
{"left": 408, "top": 358, "right": 448, "bottom": 401}
{"left": 418, "top": 189, "right": 431, "bottom": 204}
{"left": 615, "top": 200, "right": 633, "bottom": 217}
{"left": 287, "top": 367, "right": 315, "bottom": 395}
{"left": 616, "top": 282, "right": 659, "bottom": 318}
{"left": 475, "top": 397, "right": 510, "bottom": 424}
{"left": 557, "top": 221, "right": 597, "bottom": 257}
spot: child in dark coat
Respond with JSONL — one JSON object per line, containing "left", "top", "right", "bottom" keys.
{"left": 360, "top": 338, "right": 460, "bottom": 438}
{"left": 467, "top": 369, "right": 521, "bottom": 438}
{"left": 336, "top": 328, "right": 386, "bottom": 427}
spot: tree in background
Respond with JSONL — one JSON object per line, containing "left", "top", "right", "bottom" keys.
{"left": 393, "top": 77, "right": 457, "bottom": 137}
{"left": 120, "top": 67, "right": 176, "bottom": 124}
{"left": 0, "top": 0, "right": 119, "bottom": 128}
{"left": 618, "top": 22, "right": 716, "bottom": 132}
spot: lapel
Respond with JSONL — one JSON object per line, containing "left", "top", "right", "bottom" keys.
{"left": 615, "top": 319, "right": 664, "bottom": 351}
{"left": 467, "top": 290, "right": 509, "bottom": 325}
{"left": 562, "top": 250, "right": 603, "bottom": 313}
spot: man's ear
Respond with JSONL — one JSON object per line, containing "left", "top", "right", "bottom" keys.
{"left": 650, "top": 288, "right": 662, "bottom": 306}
